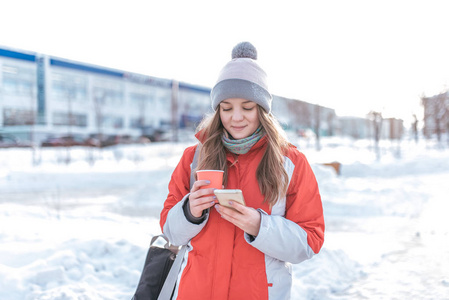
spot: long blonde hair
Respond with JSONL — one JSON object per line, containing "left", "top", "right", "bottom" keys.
{"left": 196, "top": 106, "right": 290, "bottom": 205}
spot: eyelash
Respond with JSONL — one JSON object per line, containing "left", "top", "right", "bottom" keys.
{"left": 222, "top": 107, "right": 254, "bottom": 112}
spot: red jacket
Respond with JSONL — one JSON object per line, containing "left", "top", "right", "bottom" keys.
{"left": 160, "top": 136, "right": 324, "bottom": 300}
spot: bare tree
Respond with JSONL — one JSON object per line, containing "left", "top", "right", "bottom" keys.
{"left": 65, "top": 86, "right": 76, "bottom": 164}
{"left": 327, "top": 112, "right": 335, "bottom": 136}
{"left": 441, "top": 88, "right": 449, "bottom": 146}
{"left": 138, "top": 95, "right": 146, "bottom": 137}
{"left": 368, "top": 111, "right": 383, "bottom": 160}
{"left": 412, "top": 114, "right": 419, "bottom": 144}
{"left": 314, "top": 105, "right": 321, "bottom": 151}
{"left": 29, "top": 77, "right": 39, "bottom": 166}
{"left": 171, "top": 80, "right": 179, "bottom": 142}
{"left": 434, "top": 93, "right": 445, "bottom": 143}
{"left": 93, "top": 89, "right": 106, "bottom": 145}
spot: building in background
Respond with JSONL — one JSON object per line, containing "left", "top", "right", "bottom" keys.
{"left": 338, "top": 116, "right": 370, "bottom": 139}
{"left": 0, "top": 46, "right": 212, "bottom": 145}
{"left": 1, "top": 45, "right": 401, "bottom": 146}
{"left": 383, "top": 118, "right": 404, "bottom": 140}
{"left": 421, "top": 91, "right": 449, "bottom": 141}
{"left": 272, "top": 95, "right": 337, "bottom": 138}
{"left": 0, "top": 48, "right": 38, "bottom": 140}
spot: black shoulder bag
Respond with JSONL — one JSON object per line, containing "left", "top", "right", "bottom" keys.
{"left": 132, "top": 145, "right": 199, "bottom": 300}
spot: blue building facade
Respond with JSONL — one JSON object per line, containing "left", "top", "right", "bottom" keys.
{"left": 1, "top": 45, "right": 342, "bottom": 145}
{"left": 0, "top": 46, "right": 211, "bottom": 144}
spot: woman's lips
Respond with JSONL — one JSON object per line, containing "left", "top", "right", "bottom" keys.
{"left": 231, "top": 126, "right": 246, "bottom": 131}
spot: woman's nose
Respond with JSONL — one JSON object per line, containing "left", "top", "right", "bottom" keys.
{"left": 232, "top": 109, "right": 244, "bottom": 121}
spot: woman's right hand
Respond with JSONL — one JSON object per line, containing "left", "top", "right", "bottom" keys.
{"left": 189, "top": 180, "right": 217, "bottom": 218}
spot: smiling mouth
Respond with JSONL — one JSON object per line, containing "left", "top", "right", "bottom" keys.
{"left": 232, "top": 126, "right": 246, "bottom": 131}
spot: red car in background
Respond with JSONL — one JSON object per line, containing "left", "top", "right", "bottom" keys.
{"left": 41, "top": 135, "right": 99, "bottom": 147}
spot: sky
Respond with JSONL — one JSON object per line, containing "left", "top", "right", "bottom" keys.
{"left": 1, "top": 0, "right": 449, "bottom": 124}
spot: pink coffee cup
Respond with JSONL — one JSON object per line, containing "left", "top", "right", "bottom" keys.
{"left": 196, "top": 170, "right": 224, "bottom": 194}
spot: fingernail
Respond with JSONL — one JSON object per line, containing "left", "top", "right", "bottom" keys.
{"left": 228, "top": 201, "right": 233, "bottom": 205}
{"left": 206, "top": 180, "right": 211, "bottom": 184}
{"left": 211, "top": 201, "right": 215, "bottom": 205}
{"left": 213, "top": 196, "right": 217, "bottom": 199}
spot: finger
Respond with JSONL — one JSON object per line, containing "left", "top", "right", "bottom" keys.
{"left": 215, "top": 204, "right": 260, "bottom": 236}
{"left": 191, "top": 180, "right": 212, "bottom": 192}
{"left": 215, "top": 206, "right": 246, "bottom": 229}
{"left": 193, "top": 187, "right": 217, "bottom": 199}
{"left": 227, "top": 200, "right": 246, "bottom": 214}
{"left": 191, "top": 194, "right": 216, "bottom": 206}
{"left": 214, "top": 204, "right": 240, "bottom": 220}
{"left": 196, "top": 200, "right": 217, "bottom": 211}
{"left": 190, "top": 199, "right": 216, "bottom": 218}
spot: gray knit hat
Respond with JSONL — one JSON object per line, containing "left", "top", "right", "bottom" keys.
{"left": 211, "top": 42, "right": 272, "bottom": 113}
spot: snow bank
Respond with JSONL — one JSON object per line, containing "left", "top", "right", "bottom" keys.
{"left": 1, "top": 138, "right": 448, "bottom": 299}
{"left": 0, "top": 204, "right": 159, "bottom": 300}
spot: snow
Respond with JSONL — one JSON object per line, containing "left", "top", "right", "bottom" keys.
{"left": 1, "top": 137, "right": 448, "bottom": 299}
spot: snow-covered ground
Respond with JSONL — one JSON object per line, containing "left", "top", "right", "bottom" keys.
{"left": 1, "top": 136, "right": 448, "bottom": 299}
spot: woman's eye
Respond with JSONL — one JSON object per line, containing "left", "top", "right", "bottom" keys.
{"left": 243, "top": 107, "right": 255, "bottom": 111}
{"left": 221, "top": 107, "right": 232, "bottom": 112}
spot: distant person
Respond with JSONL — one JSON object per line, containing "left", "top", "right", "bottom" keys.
{"left": 160, "top": 42, "right": 325, "bottom": 299}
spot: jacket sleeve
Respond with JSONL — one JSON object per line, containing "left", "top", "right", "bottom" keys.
{"left": 159, "top": 145, "right": 209, "bottom": 246}
{"left": 245, "top": 149, "right": 325, "bottom": 264}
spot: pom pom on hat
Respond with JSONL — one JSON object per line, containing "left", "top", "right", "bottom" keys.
{"left": 232, "top": 42, "right": 258, "bottom": 60}
{"left": 211, "top": 42, "right": 272, "bottom": 112}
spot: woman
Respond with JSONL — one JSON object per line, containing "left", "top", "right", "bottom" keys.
{"left": 160, "top": 42, "right": 325, "bottom": 300}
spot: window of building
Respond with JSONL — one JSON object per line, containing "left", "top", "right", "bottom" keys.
{"left": 92, "top": 80, "right": 124, "bottom": 106}
{"left": 130, "top": 92, "right": 154, "bottom": 108}
{"left": 130, "top": 117, "right": 143, "bottom": 128}
{"left": 52, "top": 112, "right": 88, "bottom": 127}
{"left": 51, "top": 72, "right": 87, "bottom": 102}
{"left": 3, "top": 108, "right": 35, "bottom": 126}
{"left": 101, "top": 115, "right": 124, "bottom": 129}
{"left": 1, "top": 64, "right": 35, "bottom": 96}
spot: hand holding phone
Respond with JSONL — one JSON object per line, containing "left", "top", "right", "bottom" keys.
{"left": 214, "top": 189, "right": 246, "bottom": 210}
{"left": 213, "top": 189, "right": 261, "bottom": 235}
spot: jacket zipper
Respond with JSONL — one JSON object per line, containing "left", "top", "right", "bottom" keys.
{"left": 210, "top": 154, "right": 238, "bottom": 299}
{"left": 210, "top": 217, "right": 221, "bottom": 299}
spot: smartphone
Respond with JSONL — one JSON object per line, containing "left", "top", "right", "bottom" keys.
{"left": 214, "top": 189, "right": 246, "bottom": 209}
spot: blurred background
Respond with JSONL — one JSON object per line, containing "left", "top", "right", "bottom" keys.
{"left": 1, "top": 0, "right": 448, "bottom": 151}
{"left": 1, "top": 1, "right": 448, "bottom": 299}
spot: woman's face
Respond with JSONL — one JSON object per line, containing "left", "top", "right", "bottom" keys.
{"left": 219, "top": 98, "right": 260, "bottom": 139}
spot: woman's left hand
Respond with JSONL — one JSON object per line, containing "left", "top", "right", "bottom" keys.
{"left": 214, "top": 202, "right": 261, "bottom": 237}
